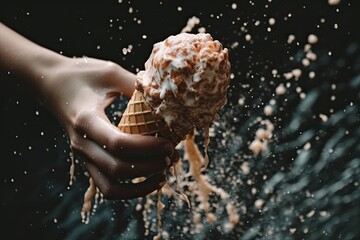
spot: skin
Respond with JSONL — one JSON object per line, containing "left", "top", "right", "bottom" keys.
{"left": 0, "top": 22, "right": 178, "bottom": 199}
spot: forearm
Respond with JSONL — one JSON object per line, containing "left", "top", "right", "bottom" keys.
{"left": 0, "top": 22, "right": 67, "bottom": 104}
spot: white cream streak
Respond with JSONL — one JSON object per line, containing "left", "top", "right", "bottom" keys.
{"left": 81, "top": 177, "right": 96, "bottom": 224}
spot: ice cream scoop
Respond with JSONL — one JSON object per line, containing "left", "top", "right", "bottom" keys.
{"left": 133, "top": 32, "right": 231, "bottom": 141}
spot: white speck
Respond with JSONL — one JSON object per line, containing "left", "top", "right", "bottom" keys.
{"left": 302, "top": 58, "right": 310, "bottom": 66}
{"left": 287, "top": 34, "right": 295, "bottom": 44}
{"left": 231, "top": 3, "right": 237, "bottom": 9}
{"left": 307, "top": 34, "right": 318, "bottom": 44}
{"left": 303, "top": 142, "right": 311, "bottom": 150}
{"left": 268, "top": 18, "right": 275, "bottom": 25}
{"left": 249, "top": 139, "right": 266, "bottom": 155}
{"left": 245, "top": 34, "right": 251, "bottom": 41}
{"left": 135, "top": 203, "right": 142, "bottom": 211}
{"left": 306, "top": 51, "right": 317, "bottom": 61}
{"left": 309, "top": 71, "right": 316, "bottom": 79}
{"left": 256, "top": 128, "right": 268, "bottom": 140}
{"left": 284, "top": 72, "right": 293, "bottom": 80}
{"left": 319, "top": 211, "right": 328, "bottom": 216}
{"left": 276, "top": 83, "right": 286, "bottom": 95}
{"left": 292, "top": 69, "right": 302, "bottom": 80}
{"left": 177, "top": 6, "right": 182, "bottom": 11}
{"left": 238, "top": 97, "right": 245, "bottom": 106}
{"left": 306, "top": 209, "right": 315, "bottom": 217}
{"left": 264, "top": 105, "right": 273, "bottom": 116}
{"left": 240, "top": 162, "right": 250, "bottom": 175}
{"left": 198, "top": 27, "right": 206, "bottom": 33}
{"left": 254, "top": 199, "right": 265, "bottom": 209}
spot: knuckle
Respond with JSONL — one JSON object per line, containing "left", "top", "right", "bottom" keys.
{"left": 69, "top": 135, "right": 83, "bottom": 152}
{"left": 73, "top": 109, "right": 93, "bottom": 133}
{"left": 101, "top": 62, "right": 120, "bottom": 78}
{"left": 104, "top": 135, "right": 118, "bottom": 152}
{"left": 109, "top": 161, "right": 123, "bottom": 178}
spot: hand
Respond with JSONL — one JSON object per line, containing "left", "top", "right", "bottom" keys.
{"left": 0, "top": 22, "right": 177, "bottom": 199}
{"left": 43, "top": 56, "right": 178, "bottom": 199}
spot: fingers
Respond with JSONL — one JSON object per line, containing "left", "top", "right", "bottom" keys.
{"left": 84, "top": 161, "right": 166, "bottom": 200}
{"left": 74, "top": 111, "right": 174, "bottom": 158}
{"left": 74, "top": 138, "right": 172, "bottom": 179}
{"left": 96, "top": 61, "right": 136, "bottom": 98}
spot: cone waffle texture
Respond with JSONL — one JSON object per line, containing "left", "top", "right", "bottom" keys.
{"left": 118, "top": 90, "right": 181, "bottom": 145}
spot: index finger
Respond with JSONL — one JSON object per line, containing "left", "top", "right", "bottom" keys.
{"left": 75, "top": 111, "right": 174, "bottom": 157}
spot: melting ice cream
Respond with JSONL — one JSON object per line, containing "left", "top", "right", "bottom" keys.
{"left": 135, "top": 32, "right": 231, "bottom": 140}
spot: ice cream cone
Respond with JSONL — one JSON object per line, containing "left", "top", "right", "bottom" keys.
{"left": 118, "top": 90, "right": 182, "bottom": 145}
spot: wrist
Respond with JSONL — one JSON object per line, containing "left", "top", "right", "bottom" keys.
{"left": 23, "top": 48, "right": 70, "bottom": 106}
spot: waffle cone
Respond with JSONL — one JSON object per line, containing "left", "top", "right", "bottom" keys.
{"left": 118, "top": 90, "right": 181, "bottom": 145}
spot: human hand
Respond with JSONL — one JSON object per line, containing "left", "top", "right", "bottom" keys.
{"left": 41, "top": 56, "right": 178, "bottom": 199}
{"left": 0, "top": 22, "right": 177, "bottom": 199}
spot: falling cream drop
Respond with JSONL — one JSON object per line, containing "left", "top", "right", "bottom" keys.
{"left": 81, "top": 177, "right": 96, "bottom": 224}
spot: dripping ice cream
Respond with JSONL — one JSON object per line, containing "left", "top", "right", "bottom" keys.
{"left": 135, "top": 32, "right": 231, "bottom": 140}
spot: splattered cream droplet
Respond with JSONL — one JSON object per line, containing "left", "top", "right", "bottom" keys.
{"left": 268, "top": 18, "right": 275, "bottom": 25}
{"left": 264, "top": 105, "right": 273, "bottom": 116}
{"left": 81, "top": 177, "right": 96, "bottom": 224}
{"left": 249, "top": 139, "right": 266, "bottom": 156}
{"left": 241, "top": 161, "right": 250, "bottom": 175}
{"left": 276, "top": 83, "right": 287, "bottom": 95}
{"left": 328, "top": 0, "right": 341, "bottom": 6}
{"left": 254, "top": 199, "right": 265, "bottom": 209}
{"left": 292, "top": 69, "right": 302, "bottom": 80}
{"left": 307, "top": 34, "right": 318, "bottom": 44}
{"left": 287, "top": 34, "right": 295, "bottom": 44}
{"left": 319, "top": 114, "right": 329, "bottom": 122}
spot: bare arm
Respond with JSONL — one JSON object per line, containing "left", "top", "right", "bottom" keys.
{"left": 0, "top": 22, "right": 176, "bottom": 199}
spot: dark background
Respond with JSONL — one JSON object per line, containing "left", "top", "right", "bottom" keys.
{"left": 1, "top": 1, "right": 360, "bottom": 240}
